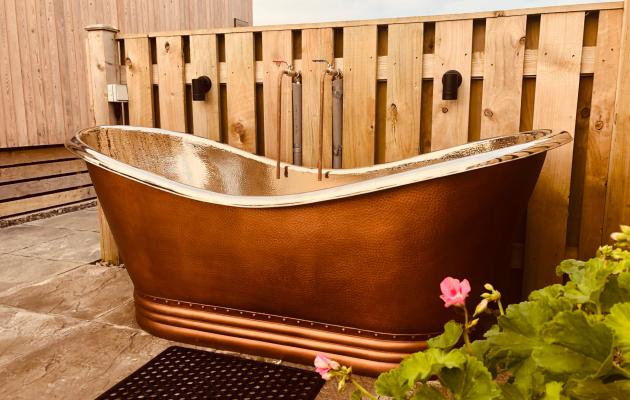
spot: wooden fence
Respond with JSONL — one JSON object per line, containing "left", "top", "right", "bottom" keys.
{"left": 87, "top": 1, "right": 630, "bottom": 293}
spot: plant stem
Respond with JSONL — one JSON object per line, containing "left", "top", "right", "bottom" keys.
{"left": 613, "top": 364, "right": 630, "bottom": 379}
{"left": 350, "top": 378, "right": 378, "bottom": 400}
{"left": 462, "top": 307, "right": 473, "bottom": 354}
{"left": 497, "top": 299, "right": 505, "bottom": 316}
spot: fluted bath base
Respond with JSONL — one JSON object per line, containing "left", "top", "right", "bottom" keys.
{"left": 134, "top": 292, "right": 428, "bottom": 376}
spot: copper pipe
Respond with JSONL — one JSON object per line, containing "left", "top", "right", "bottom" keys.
{"left": 273, "top": 61, "right": 298, "bottom": 180}
{"left": 313, "top": 60, "right": 341, "bottom": 181}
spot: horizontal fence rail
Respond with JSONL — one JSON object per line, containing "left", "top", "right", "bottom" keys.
{"left": 87, "top": 2, "right": 630, "bottom": 294}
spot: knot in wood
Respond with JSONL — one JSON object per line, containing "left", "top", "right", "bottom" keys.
{"left": 125, "top": 57, "right": 132, "bottom": 67}
{"left": 483, "top": 108, "right": 494, "bottom": 118}
{"left": 164, "top": 41, "right": 170, "bottom": 52}
{"left": 441, "top": 106, "right": 448, "bottom": 113}
{"left": 594, "top": 120, "right": 604, "bottom": 130}
{"left": 580, "top": 107, "right": 591, "bottom": 119}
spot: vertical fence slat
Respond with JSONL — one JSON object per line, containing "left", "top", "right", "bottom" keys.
{"left": 579, "top": 9, "right": 623, "bottom": 258}
{"left": 13, "top": 0, "right": 38, "bottom": 145}
{"left": 190, "top": 34, "right": 220, "bottom": 140}
{"left": 225, "top": 32, "right": 257, "bottom": 153}
{"left": 385, "top": 23, "right": 423, "bottom": 162}
{"left": 342, "top": 25, "right": 377, "bottom": 168}
{"left": 2, "top": 0, "right": 28, "bottom": 147}
{"left": 524, "top": 12, "right": 585, "bottom": 293}
{"left": 604, "top": 0, "right": 630, "bottom": 240}
{"left": 156, "top": 36, "right": 186, "bottom": 131}
{"left": 262, "top": 30, "right": 293, "bottom": 161}
{"left": 431, "top": 20, "right": 473, "bottom": 151}
{"left": 480, "top": 16, "right": 527, "bottom": 138}
{"left": 301, "top": 28, "right": 334, "bottom": 168}
{"left": 125, "top": 37, "right": 154, "bottom": 126}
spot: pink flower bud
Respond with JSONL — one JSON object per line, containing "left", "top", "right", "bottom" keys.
{"left": 314, "top": 354, "right": 340, "bottom": 380}
{"left": 439, "top": 277, "right": 471, "bottom": 308}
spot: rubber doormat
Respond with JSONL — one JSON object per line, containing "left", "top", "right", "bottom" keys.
{"left": 96, "top": 346, "right": 325, "bottom": 400}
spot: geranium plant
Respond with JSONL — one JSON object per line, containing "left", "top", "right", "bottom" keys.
{"left": 315, "top": 225, "right": 630, "bottom": 399}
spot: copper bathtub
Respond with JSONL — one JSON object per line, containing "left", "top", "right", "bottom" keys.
{"left": 67, "top": 126, "right": 571, "bottom": 375}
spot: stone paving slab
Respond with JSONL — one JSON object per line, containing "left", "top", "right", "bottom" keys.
{"left": 12, "top": 230, "right": 100, "bottom": 263}
{"left": 0, "top": 253, "right": 81, "bottom": 294}
{"left": 0, "top": 264, "right": 133, "bottom": 321}
{"left": 25, "top": 209, "right": 100, "bottom": 232}
{"left": 0, "top": 225, "right": 74, "bottom": 254}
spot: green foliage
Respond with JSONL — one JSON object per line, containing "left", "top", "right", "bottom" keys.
{"left": 370, "top": 227, "right": 630, "bottom": 400}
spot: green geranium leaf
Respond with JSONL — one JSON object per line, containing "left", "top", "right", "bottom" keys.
{"left": 569, "top": 378, "right": 630, "bottom": 400}
{"left": 532, "top": 311, "right": 613, "bottom": 378}
{"left": 542, "top": 381, "right": 565, "bottom": 400}
{"left": 470, "top": 339, "right": 490, "bottom": 361}
{"left": 556, "top": 259, "right": 585, "bottom": 277}
{"left": 601, "top": 273, "right": 630, "bottom": 312}
{"left": 375, "top": 368, "right": 409, "bottom": 400}
{"left": 427, "top": 321, "right": 463, "bottom": 351}
{"left": 439, "top": 355, "right": 501, "bottom": 400}
{"left": 398, "top": 350, "right": 436, "bottom": 387}
{"left": 604, "top": 302, "right": 630, "bottom": 356}
{"left": 562, "top": 258, "right": 615, "bottom": 304}
{"left": 398, "top": 348, "right": 466, "bottom": 389}
{"left": 499, "top": 383, "right": 527, "bottom": 400}
{"left": 512, "top": 357, "right": 546, "bottom": 398}
{"left": 412, "top": 384, "right": 446, "bottom": 400}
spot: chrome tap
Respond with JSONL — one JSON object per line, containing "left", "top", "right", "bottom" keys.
{"left": 272, "top": 61, "right": 300, "bottom": 179}
{"left": 312, "top": 59, "right": 341, "bottom": 181}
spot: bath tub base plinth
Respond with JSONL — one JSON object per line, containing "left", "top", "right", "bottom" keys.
{"left": 134, "top": 293, "right": 427, "bottom": 376}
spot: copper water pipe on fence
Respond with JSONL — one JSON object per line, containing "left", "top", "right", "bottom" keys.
{"left": 273, "top": 61, "right": 299, "bottom": 179}
{"left": 313, "top": 60, "right": 341, "bottom": 181}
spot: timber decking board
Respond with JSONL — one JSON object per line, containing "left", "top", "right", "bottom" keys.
{"left": 225, "top": 32, "right": 257, "bottom": 153}
{"left": 156, "top": 36, "right": 187, "bottom": 132}
{"left": 189, "top": 34, "right": 221, "bottom": 140}
{"left": 480, "top": 16, "right": 527, "bottom": 138}
{"left": 384, "top": 23, "right": 423, "bottom": 162}
{"left": 125, "top": 37, "right": 155, "bottom": 127}
{"left": 301, "top": 29, "right": 334, "bottom": 168}
{"left": 261, "top": 30, "right": 293, "bottom": 162}
{"left": 524, "top": 12, "right": 585, "bottom": 293}
{"left": 342, "top": 25, "right": 378, "bottom": 168}
{"left": 431, "top": 19, "right": 473, "bottom": 151}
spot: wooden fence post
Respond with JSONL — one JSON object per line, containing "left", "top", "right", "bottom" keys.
{"left": 605, "top": 0, "right": 630, "bottom": 236}
{"left": 85, "top": 24, "right": 120, "bottom": 264}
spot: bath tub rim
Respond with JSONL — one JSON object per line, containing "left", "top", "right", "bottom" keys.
{"left": 67, "top": 125, "right": 571, "bottom": 208}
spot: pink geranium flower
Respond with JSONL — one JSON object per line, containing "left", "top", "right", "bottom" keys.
{"left": 440, "top": 277, "right": 471, "bottom": 308}
{"left": 314, "top": 354, "right": 340, "bottom": 380}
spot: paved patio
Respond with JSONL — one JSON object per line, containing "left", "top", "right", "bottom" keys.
{"left": 0, "top": 207, "right": 374, "bottom": 399}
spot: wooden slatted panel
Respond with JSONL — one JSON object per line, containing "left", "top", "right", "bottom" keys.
{"left": 156, "top": 36, "right": 186, "bottom": 131}
{"left": 0, "top": 1, "right": 19, "bottom": 147}
{"left": 301, "top": 29, "right": 334, "bottom": 168}
{"left": 0, "top": 187, "right": 96, "bottom": 218}
{"left": 125, "top": 37, "right": 155, "bottom": 127}
{"left": 342, "top": 26, "right": 378, "bottom": 168}
{"left": 189, "top": 34, "right": 220, "bottom": 140}
{"left": 431, "top": 20, "right": 473, "bottom": 151}
{"left": 262, "top": 30, "right": 293, "bottom": 161}
{"left": 225, "top": 32, "right": 257, "bottom": 152}
{"left": 605, "top": 3, "right": 630, "bottom": 239}
{"left": 578, "top": 10, "right": 623, "bottom": 258}
{"left": 385, "top": 23, "right": 423, "bottom": 162}
{"left": 480, "top": 16, "right": 527, "bottom": 138}
{"left": 0, "top": 160, "right": 87, "bottom": 183}
{"left": 0, "top": 147, "right": 74, "bottom": 166}
{"left": 524, "top": 12, "right": 585, "bottom": 293}
{"left": 0, "top": 173, "right": 92, "bottom": 201}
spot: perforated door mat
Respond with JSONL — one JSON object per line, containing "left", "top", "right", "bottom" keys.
{"left": 95, "top": 346, "right": 325, "bottom": 400}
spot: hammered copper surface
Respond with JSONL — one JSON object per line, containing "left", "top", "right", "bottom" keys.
{"left": 68, "top": 126, "right": 571, "bottom": 375}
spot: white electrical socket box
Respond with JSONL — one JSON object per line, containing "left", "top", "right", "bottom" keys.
{"left": 107, "top": 84, "right": 129, "bottom": 102}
